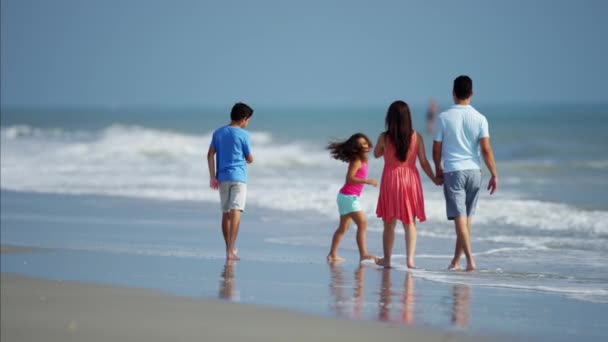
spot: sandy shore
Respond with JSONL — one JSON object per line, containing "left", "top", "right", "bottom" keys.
{"left": 0, "top": 271, "right": 488, "bottom": 342}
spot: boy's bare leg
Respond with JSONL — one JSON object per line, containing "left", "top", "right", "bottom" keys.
{"left": 327, "top": 215, "right": 351, "bottom": 263}
{"left": 376, "top": 219, "right": 396, "bottom": 268}
{"left": 222, "top": 212, "right": 230, "bottom": 250}
{"left": 226, "top": 209, "right": 241, "bottom": 260}
{"left": 350, "top": 211, "right": 376, "bottom": 262}
{"left": 404, "top": 222, "right": 417, "bottom": 269}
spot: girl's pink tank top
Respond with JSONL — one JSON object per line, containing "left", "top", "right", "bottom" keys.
{"left": 339, "top": 161, "right": 368, "bottom": 196}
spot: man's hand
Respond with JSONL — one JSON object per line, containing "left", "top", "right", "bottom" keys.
{"left": 210, "top": 179, "right": 219, "bottom": 190}
{"left": 487, "top": 176, "right": 498, "bottom": 195}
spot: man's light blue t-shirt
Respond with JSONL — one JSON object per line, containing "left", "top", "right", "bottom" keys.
{"left": 210, "top": 125, "right": 251, "bottom": 183}
{"left": 434, "top": 105, "right": 489, "bottom": 173}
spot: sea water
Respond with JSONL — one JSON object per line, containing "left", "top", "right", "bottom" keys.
{"left": 1, "top": 103, "right": 607, "bottom": 338}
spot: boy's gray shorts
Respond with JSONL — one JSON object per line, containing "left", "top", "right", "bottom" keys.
{"left": 219, "top": 182, "right": 247, "bottom": 212}
{"left": 443, "top": 169, "right": 482, "bottom": 220}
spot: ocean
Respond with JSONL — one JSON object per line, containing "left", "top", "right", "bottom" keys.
{"left": 1, "top": 103, "right": 607, "bottom": 340}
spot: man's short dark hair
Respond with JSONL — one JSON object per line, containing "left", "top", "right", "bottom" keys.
{"left": 453, "top": 75, "right": 473, "bottom": 100}
{"left": 230, "top": 102, "right": 254, "bottom": 121}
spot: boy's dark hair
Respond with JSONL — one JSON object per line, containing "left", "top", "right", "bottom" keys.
{"left": 230, "top": 102, "right": 254, "bottom": 121}
{"left": 385, "top": 100, "right": 413, "bottom": 162}
{"left": 327, "top": 132, "right": 373, "bottom": 163}
{"left": 453, "top": 75, "right": 473, "bottom": 100}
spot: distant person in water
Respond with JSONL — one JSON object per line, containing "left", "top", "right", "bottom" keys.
{"left": 433, "top": 75, "right": 498, "bottom": 271}
{"left": 207, "top": 102, "right": 254, "bottom": 260}
{"left": 426, "top": 99, "right": 438, "bottom": 134}
{"left": 374, "top": 100, "right": 440, "bottom": 269}
{"left": 326, "top": 133, "right": 378, "bottom": 264}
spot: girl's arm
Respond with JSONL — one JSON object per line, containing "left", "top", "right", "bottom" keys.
{"left": 345, "top": 159, "right": 376, "bottom": 185}
{"left": 374, "top": 133, "right": 385, "bottom": 158}
{"left": 416, "top": 133, "right": 439, "bottom": 185}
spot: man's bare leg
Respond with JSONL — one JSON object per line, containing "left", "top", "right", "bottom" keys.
{"left": 449, "top": 217, "right": 473, "bottom": 270}
{"left": 454, "top": 216, "right": 475, "bottom": 271}
{"left": 222, "top": 212, "right": 231, "bottom": 253}
{"left": 404, "top": 222, "right": 417, "bottom": 268}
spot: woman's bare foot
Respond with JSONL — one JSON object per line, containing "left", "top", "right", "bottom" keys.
{"left": 327, "top": 254, "right": 345, "bottom": 263}
{"left": 466, "top": 260, "right": 476, "bottom": 272}
{"left": 360, "top": 254, "right": 378, "bottom": 263}
{"left": 407, "top": 262, "right": 417, "bottom": 269}
{"left": 375, "top": 258, "right": 391, "bottom": 268}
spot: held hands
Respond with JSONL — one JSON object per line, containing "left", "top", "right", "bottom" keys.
{"left": 434, "top": 167, "right": 444, "bottom": 186}
{"left": 366, "top": 178, "right": 378, "bottom": 187}
{"left": 487, "top": 176, "right": 498, "bottom": 195}
{"left": 209, "top": 179, "right": 219, "bottom": 190}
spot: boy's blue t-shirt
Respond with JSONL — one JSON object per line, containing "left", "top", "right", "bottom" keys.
{"left": 210, "top": 125, "right": 251, "bottom": 183}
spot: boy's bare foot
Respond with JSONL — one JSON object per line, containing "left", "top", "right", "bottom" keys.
{"left": 227, "top": 253, "right": 240, "bottom": 260}
{"left": 375, "top": 258, "right": 391, "bottom": 268}
{"left": 327, "top": 254, "right": 345, "bottom": 263}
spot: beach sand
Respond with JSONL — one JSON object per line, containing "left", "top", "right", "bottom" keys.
{"left": 1, "top": 266, "right": 484, "bottom": 342}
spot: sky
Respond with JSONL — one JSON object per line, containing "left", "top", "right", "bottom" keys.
{"left": 1, "top": 0, "right": 607, "bottom": 107}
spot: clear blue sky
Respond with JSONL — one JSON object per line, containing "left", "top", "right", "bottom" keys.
{"left": 1, "top": 0, "right": 607, "bottom": 107}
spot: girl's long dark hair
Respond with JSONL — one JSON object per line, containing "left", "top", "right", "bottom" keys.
{"left": 385, "top": 100, "right": 413, "bottom": 162}
{"left": 327, "top": 132, "right": 373, "bottom": 163}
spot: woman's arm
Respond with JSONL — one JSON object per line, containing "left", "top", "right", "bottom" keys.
{"left": 416, "top": 133, "right": 439, "bottom": 184}
{"left": 374, "top": 133, "right": 385, "bottom": 158}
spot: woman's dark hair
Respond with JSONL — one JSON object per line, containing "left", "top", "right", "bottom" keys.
{"left": 327, "top": 132, "right": 373, "bottom": 162}
{"left": 230, "top": 102, "right": 254, "bottom": 121}
{"left": 385, "top": 100, "right": 413, "bottom": 162}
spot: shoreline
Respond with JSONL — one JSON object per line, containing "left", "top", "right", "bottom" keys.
{"left": 0, "top": 271, "right": 486, "bottom": 342}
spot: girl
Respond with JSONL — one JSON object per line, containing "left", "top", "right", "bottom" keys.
{"left": 375, "top": 100, "right": 439, "bottom": 268}
{"left": 326, "top": 133, "right": 378, "bottom": 263}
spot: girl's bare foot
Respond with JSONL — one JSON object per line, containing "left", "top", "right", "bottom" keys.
{"left": 327, "top": 254, "right": 345, "bottom": 263}
{"left": 375, "top": 258, "right": 391, "bottom": 268}
{"left": 448, "top": 263, "right": 461, "bottom": 271}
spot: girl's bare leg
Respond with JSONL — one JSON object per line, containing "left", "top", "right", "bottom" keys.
{"left": 404, "top": 221, "right": 417, "bottom": 268}
{"left": 376, "top": 219, "right": 397, "bottom": 268}
{"left": 350, "top": 211, "right": 376, "bottom": 262}
{"left": 327, "top": 215, "right": 351, "bottom": 263}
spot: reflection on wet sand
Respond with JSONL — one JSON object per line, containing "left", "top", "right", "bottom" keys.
{"left": 219, "top": 260, "right": 239, "bottom": 301}
{"left": 379, "top": 269, "right": 415, "bottom": 324}
{"left": 328, "top": 264, "right": 370, "bottom": 319}
{"left": 451, "top": 284, "right": 471, "bottom": 328}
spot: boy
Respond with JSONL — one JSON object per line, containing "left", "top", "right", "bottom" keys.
{"left": 207, "top": 102, "right": 254, "bottom": 260}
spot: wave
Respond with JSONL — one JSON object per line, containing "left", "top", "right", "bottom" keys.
{"left": 2, "top": 125, "right": 608, "bottom": 253}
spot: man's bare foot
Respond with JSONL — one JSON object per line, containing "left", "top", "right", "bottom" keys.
{"left": 327, "top": 254, "right": 345, "bottom": 263}
{"left": 375, "top": 258, "right": 391, "bottom": 268}
{"left": 360, "top": 254, "right": 378, "bottom": 263}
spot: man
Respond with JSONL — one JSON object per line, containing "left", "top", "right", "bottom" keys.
{"left": 433, "top": 75, "right": 498, "bottom": 271}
